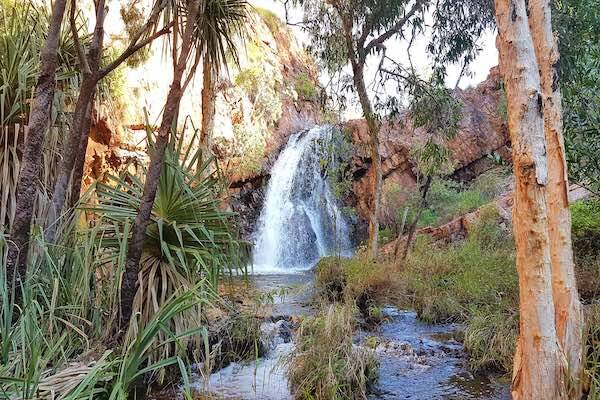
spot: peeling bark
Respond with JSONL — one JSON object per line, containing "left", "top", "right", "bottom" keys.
{"left": 353, "top": 64, "right": 382, "bottom": 261}
{"left": 528, "top": 0, "right": 583, "bottom": 393}
{"left": 494, "top": 0, "right": 566, "bottom": 398}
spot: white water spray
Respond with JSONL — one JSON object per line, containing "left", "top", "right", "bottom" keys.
{"left": 252, "top": 125, "right": 353, "bottom": 273}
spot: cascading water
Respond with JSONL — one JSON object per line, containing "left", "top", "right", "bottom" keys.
{"left": 252, "top": 125, "right": 353, "bottom": 273}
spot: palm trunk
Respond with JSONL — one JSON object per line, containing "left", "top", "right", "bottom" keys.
{"left": 46, "top": 1, "right": 105, "bottom": 243}
{"left": 5, "top": 0, "right": 68, "bottom": 306}
{"left": 495, "top": 0, "right": 566, "bottom": 398}
{"left": 119, "top": 0, "right": 202, "bottom": 332}
{"left": 352, "top": 62, "right": 382, "bottom": 261}
{"left": 201, "top": 55, "right": 216, "bottom": 157}
{"left": 528, "top": 0, "right": 583, "bottom": 393}
{"left": 401, "top": 176, "right": 432, "bottom": 262}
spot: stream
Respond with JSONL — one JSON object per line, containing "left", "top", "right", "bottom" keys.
{"left": 186, "top": 126, "right": 510, "bottom": 399}
{"left": 188, "top": 273, "right": 510, "bottom": 400}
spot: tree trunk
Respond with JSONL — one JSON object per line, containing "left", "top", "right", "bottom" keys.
{"left": 352, "top": 62, "right": 382, "bottom": 261}
{"left": 46, "top": 1, "right": 105, "bottom": 243}
{"left": 5, "top": 0, "right": 68, "bottom": 306}
{"left": 494, "top": 0, "right": 566, "bottom": 398}
{"left": 393, "top": 207, "right": 409, "bottom": 258}
{"left": 200, "top": 54, "right": 216, "bottom": 157}
{"left": 119, "top": 0, "right": 202, "bottom": 332}
{"left": 528, "top": 1, "right": 583, "bottom": 393}
{"left": 46, "top": 79, "right": 96, "bottom": 241}
{"left": 68, "top": 97, "right": 94, "bottom": 209}
{"left": 401, "top": 175, "right": 432, "bottom": 262}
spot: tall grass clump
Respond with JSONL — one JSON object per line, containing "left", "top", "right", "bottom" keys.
{"left": 401, "top": 205, "right": 518, "bottom": 372}
{"left": 0, "top": 126, "right": 247, "bottom": 397}
{"left": 288, "top": 303, "right": 378, "bottom": 400}
{"left": 315, "top": 256, "right": 399, "bottom": 320}
{"left": 0, "top": 226, "right": 213, "bottom": 398}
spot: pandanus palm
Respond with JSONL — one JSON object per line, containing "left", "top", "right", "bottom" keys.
{"left": 119, "top": 0, "right": 249, "bottom": 331}
{"left": 88, "top": 124, "right": 248, "bottom": 360}
{"left": 195, "top": 0, "right": 248, "bottom": 155}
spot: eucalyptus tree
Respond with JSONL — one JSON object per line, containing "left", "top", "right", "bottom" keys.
{"left": 5, "top": 0, "right": 68, "bottom": 307}
{"left": 45, "top": 0, "right": 173, "bottom": 243}
{"left": 494, "top": 0, "right": 583, "bottom": 397}
{"left": 196, "top": 0, "right": 248, "bottom": 156}
{"left": 297, "top": 0, "right": 493, "bottom": 260}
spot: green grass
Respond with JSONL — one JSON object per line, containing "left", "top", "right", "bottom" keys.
{"left": 572, "top": 198, "right": 600, "bottom": 300}
{"left": 288, "top": 303, "right": 378, "bottom": 399}
{"left": 380, "top": 168, "right": 511, "bottom": 233}
{"left": 400, "top": 205, "right": 518, "bottom": 372}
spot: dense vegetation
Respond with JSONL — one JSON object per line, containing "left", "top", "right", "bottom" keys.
{"left": 1, "top": 0, "right": 599, "bottom": 398}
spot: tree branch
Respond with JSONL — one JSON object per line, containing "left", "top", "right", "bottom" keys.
{"left": 363, "top": 0, "right": 427, "bottom": 58}
{"left": 98, "top": 22, "right": 173, "bottom": 79}
{"left": 69, "top": 0, "right": 91, "bottom": 75}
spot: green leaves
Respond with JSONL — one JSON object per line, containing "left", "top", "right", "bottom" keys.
{"left": 194, "top": 0, "right": 248, "bottom": 75}
{"left": 555, "top": 0, "right": 600, "bottom": 190}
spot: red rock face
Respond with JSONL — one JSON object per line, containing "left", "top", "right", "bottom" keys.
{"left": 346, "top": 67, "right": 510, "bottom": 220}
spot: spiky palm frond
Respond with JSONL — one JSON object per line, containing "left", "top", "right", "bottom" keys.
{"left": 194, "top": 0, "right": 248, "bottom": 74}
{"left": 0, "top": 1, "right": 86, "bottom": 125}
{"left": 85, "top": 124, "right": 247, "bottom": 367}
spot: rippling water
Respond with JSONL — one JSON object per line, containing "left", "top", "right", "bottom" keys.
{"left": 186, "top": 275, "right": 510, "bottom": 400}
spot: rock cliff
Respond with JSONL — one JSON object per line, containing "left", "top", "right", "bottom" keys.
{"left": 347, "top": 67, "right": 510, "bottom": 221}
{"left": 80, "top": 8, "right": 321, "bottom": 233}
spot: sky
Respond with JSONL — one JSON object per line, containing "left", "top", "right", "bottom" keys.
{"left": 250, "top": 0, "right": 499, "bottom": 118}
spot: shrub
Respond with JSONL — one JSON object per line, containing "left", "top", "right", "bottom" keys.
{"left": 212, "top": 314, "right": 263, "bottom": 369}
{"left": 315, "top": 257, "right": 399, "bottom": 314}
{"left": 288, "top": 304, "right": 378, "bottom": 399}
{"left": 295, "top": 72, "right": 318, "bottom": 101}
{"left": 380, "top": 169, "right": 511, "bottom": 232}
{"left": 378, "top": 227, "right": 395, "bottom": 245}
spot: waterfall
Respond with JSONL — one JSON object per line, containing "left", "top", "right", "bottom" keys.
{"left": 252, "top": 125, "right": 353, "bottom": 273}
